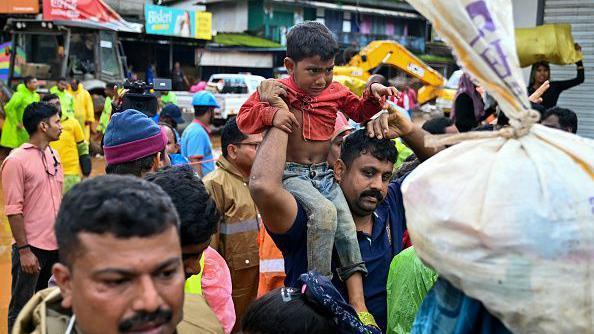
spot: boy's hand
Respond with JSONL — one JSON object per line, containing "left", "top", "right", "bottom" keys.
{"left": 370, "top": 83, "right": 398, "bottom": 100}
{"left": 367, "top": 103, "right": 414, "bottom": 139}
{"left": 258, "top": 79, "right": 288, "bottom": 107}
{"left": 272, "top": 107, "right": 300, "bottom": 134}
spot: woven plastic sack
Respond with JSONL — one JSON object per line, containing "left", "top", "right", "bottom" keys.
{"left": 386, "top": 247, "right": 438, "bottom": 334}
{"left": 401, "top": 0, "right": 594, "bottom": 332}
{"left": 516, "top": 24, "right": 583, "bottom": 68}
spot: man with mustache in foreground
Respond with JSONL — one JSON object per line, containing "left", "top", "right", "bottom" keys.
{"left": 12, "top": 175, "right": 185, "bottom": 334}
{"left": 249, "top": 106, "right": 439, "bottom": 331}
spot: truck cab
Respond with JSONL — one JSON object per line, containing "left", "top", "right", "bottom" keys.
{"left": 5, "top": 19, "right": 127, "bottom": 95}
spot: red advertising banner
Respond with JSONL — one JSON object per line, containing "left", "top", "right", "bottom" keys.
{"left": 0, "top": 0, "right": 39, "bottom": 14}
{"left": 42, "top": 0, "right": 142, "bottom": 32}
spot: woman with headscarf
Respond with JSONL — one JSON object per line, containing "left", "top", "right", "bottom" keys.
{"left": 527, "top": 44, "right": 585, "bottom": 110}
{"left": 450, "top": 73, "right": 485, "bottom": 132}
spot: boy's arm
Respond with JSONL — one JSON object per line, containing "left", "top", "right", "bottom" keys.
{"left": 340, "top": 83, "right": 396, "bottom": 123}
{"left": 236, "top": 91, "right": 279, "bottom": 135}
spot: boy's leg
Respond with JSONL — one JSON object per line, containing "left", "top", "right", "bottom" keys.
{"left": 283, "top": 163, "right": 337, "bottom": 277}
{"left": 316, "top": 167, "right": 376, "bottom": 326}
{"left": 317, "top": 167, "right": 366, "bottom": 280}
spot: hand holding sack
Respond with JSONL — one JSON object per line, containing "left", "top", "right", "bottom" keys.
{"left": 401, "top": 0, "right": 594, "bottom": 332}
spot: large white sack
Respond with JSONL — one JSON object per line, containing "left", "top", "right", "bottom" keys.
{"left": 402, "top": 0, "right": 594, "bottom": 332}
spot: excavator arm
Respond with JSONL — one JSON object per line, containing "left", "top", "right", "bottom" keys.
{"left": 334, "top": 40, "right": 451, "bottom": 104}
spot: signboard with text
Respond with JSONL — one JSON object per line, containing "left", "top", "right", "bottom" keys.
{"left": 0, "top": 0, "right": 39, "bottom": 14}
{"left": 145, "top": 4, "right": 212, "bottom": 40}
{"left": 42, "top": 0, "right": 142, "bottom": 32}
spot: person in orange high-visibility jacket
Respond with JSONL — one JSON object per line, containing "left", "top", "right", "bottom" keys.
{"left": 257, "top": 224, "right": 286, "bottom": 297}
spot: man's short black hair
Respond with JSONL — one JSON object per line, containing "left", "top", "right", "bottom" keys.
{"left": 340, "top": 129, "right": 397, "bottom": 168}
{"left": 242, "top": 288, "right": 336, "bottom": 334}
{"left": 286, "top": 21, "right": 338, "bottom": 62}
{"left": 422, "top": 117, "right": 455, "bottom": 135}
{"left": 71, "top": 78, "right": 80, "bottom": 84}
{"left": 105, "top": 82, "right": 117, "bottom": 90}
{"left": 42, "top": 94, "right": 59, "bottom": 103}
{"left": 221, "top": 117, "right": 247, "bottom": 157}
{"left": 23, "top": 76, "right": 35, "bottom": 85}
{"left": 194, "top": 106, "right": 212, "bottom": 117}
{"left": 105, "top": 150, "right": 164, "bottom": 177}
{"left": 144, "top": 165, "right": 219, "bottom": 246}
{"left": 55, "top": 175, "right": 179, "bottom": 267}
{"left": 57, "top": 77, "right": 67, "bottom": 82}
{"left": 22, "top": 102, "right": 59, "bottom": 135}
{"left": 542, "top": 107, "right": 578, "bottom": 133}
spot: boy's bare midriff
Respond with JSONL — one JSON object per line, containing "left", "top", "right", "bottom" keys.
{"left": 285, "top": 107, "right": 331, "bottom": 165}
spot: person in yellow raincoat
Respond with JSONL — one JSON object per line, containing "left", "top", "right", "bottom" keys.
{"left": 67, "top": 79, "right": 94, "bottom": 142}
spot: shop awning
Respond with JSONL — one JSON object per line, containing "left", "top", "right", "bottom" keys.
{"left": 199, "top": 50, "right": 274, "bottom": 68}
{"left": 212, "top": 33, "right": 283, "bottom": 48}
{"left": 42, "top": 0, "right": 142, "bottom": 33}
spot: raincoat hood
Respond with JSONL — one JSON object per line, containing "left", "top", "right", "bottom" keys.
{"left": 17, "top": 83, "right": 35, "bottom": 95}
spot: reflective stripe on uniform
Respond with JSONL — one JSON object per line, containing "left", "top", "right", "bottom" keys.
{"left": 219, "top": 218, "right": 259, "bottom": 235}
{"left": 259, "top": 259, "right": 285, "bottom": 273}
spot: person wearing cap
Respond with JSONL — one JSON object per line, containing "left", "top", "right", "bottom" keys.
{"left": 103, "top": 109, "right": 170, "bottom": 177}
{"left": 327, "top": 112, "right": 354, "bottom": 168}
{"left": 159, "top": 103, "right": 185, "bottom": 141}
{"left": 180, "top": 91, "right": 220, "bottom": 176}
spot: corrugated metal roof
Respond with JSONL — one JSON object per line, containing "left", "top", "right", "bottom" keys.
{"left": 544, "top": 0, "right": 594, "bottom": 138}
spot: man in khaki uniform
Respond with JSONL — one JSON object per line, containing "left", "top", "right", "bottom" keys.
{"left": 203, "top": 118, "right": 263, "bottom": 332}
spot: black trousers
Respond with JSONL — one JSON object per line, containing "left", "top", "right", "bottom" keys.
{"left": 7, "top": 244, "right": 59, "bottom": 332}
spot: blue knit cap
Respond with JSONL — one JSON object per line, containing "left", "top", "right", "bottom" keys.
{"left": 103, "top": 109, "right": 167, "bottom": 165}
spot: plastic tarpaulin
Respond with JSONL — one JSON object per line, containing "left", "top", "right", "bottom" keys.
{"left": 386, "top": 247, "right": 438, "bottom": 334}
{"left": 42, "top": 0, "right": 142, "bottom": 33}
{"left": 516, "top": 23, "right": 583, "bottom": 67}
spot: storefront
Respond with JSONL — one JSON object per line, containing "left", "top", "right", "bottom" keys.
{"left": 120, "top": 4, "right": 212, "bottom": 86}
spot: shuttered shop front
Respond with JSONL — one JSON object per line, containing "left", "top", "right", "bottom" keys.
{"left": 544, "top": 0, "right": 594, "bottom": 138}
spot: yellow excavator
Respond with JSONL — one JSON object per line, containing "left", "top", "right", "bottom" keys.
{"left": 333, "top": 40, "right": 457, "bottom": 111}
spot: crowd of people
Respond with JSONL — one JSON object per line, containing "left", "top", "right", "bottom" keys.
{"left": 0, "top": 20, "right": 586, "bottom": 334}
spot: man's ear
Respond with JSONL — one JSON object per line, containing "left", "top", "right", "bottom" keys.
{"left": 284, "top": 57, "right": 295, "bottom": 74}
{"left": 53, "top": 263, "right": 73, "bottom": 308}
{"left": 227, "top": 144, "right": 238, "bottom": 160}
{"left": 334, "top": 159, "right": 346, "bottom": 184}
{"left": 154, "top": 152, "right": 170, "bottom": 171}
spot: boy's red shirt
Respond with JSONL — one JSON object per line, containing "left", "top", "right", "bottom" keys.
{"left": 237, "top": 76, "right": 383, "bottom": 141}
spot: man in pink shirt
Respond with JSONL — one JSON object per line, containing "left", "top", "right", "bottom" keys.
{"left": 2, "top": 102, "right": 63, "bottom": 331}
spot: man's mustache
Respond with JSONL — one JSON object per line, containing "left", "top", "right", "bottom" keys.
{"left": 118, "top": 308, "right": 173, "bottom": 332}
{"left": 359, "top": 189, "right": 384, "bottom": 203}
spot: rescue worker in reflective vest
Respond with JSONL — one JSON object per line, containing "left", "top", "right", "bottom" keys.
{"left": 203, "top": 118, "right": 263, "bottom": 333}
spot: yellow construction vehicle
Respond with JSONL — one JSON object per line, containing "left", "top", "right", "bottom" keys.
{"left": 334, "top": 40, "right": 457, "bottom": 111}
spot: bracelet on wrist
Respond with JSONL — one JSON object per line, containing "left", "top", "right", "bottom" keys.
{"left": 17, "top": 244, "right": 30, "bottom": 251}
